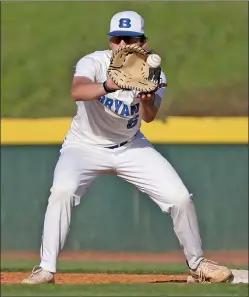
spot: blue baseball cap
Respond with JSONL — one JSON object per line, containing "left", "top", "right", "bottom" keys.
{"left": 108, "top": 11, "right": 145, "bottom": 37}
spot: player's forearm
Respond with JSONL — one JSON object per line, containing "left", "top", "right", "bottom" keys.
{"left": 71, "top": 83, "right": 108, "bottom": 101}
{"left": 139, "top": 97, "right": 159, "bottom": 123}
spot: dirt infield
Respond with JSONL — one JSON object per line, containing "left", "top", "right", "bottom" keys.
{"left": 1, "top": 272, "right": 188, "bottom": 284}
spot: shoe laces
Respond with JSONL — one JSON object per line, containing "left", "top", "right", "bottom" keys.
{"left": 198, "top": 259, "right": 219, "bottom": 282}
{"left": 29, "top": 265, "right": 42, "bottom": 278}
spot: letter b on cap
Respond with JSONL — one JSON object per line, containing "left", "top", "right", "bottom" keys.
{"left": 119, "top": 18, "right": 131, "bottom": 28}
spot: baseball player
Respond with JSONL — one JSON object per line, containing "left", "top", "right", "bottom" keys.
{"left": 22, "top": 11, "right": 232, "bottom": 284}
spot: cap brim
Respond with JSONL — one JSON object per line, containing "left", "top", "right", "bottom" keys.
{"left": 107, "top": 31, "right": 144, "bottom": 37}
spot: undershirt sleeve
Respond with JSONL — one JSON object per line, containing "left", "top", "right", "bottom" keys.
{"left": 154, "top": 71, "right": 167, "bottom": 107}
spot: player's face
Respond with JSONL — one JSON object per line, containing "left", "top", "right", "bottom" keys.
{"left": 109, "top": 36, "right": 147, "bottom": 52}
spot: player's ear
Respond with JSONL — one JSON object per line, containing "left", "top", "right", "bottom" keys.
{"left": 142, "top": 42, "right": 148, "bottom": 50}
{"left": 109, "top": 40, "right": 112, "bottom": 50}
{"left": 141, "top": 36, "right": 148, "bottom": 50}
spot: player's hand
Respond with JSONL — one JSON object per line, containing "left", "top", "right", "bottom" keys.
{"left": 137, "top": 83, "right": 167, "bottom": 100}
{"left": 105, "top": 78, "right": 121, "bottom": 91}
{"left": 137, "top": 92, "right": 154, "bottom": 101}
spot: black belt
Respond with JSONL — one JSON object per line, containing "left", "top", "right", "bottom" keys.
{"left": 106, "top": 132, "right": 138, "bottom": 149}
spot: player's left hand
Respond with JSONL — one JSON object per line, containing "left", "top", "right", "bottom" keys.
{"left": 108, "top": 45, "right": 167, "bottom": 93}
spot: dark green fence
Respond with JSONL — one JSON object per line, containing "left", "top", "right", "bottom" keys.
{"left": 1, "top": 144, "right": 248, "bottom": 252}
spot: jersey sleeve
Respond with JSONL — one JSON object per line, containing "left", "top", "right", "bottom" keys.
{"left": 74, "top": 56, "right": 100, "bottom": 82}
{"left": 154, "top": 71, "right": 167, "bottom": 107}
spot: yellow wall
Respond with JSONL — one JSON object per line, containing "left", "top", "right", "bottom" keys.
{"left": 1, "top": 117, "right": 248, "bottom": 145}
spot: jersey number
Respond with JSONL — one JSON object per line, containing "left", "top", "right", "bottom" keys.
{"left": 127, "top": 115, "right": 139, "bottom": 129}
{"left": 119, "top": 18, "right": 132, "bottom": 28}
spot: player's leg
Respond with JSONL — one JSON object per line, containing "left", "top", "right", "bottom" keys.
{"left": 21, "top": 144, "right": 113, "bottom": 284}
{"left": 116, "top": 134, "right": 232, "bottom": 283}
{"left": 116, "top": 136, "right": 203, "bottom": 269}
{"left": 39, "top": 145, "right": 98, "bottom": 275}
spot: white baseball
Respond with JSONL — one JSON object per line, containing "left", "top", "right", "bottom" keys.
{"left": 147, "top": 54, "right": 161, "bottom": 68}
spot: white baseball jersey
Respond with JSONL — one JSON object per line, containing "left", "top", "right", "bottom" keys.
{"left": 66, "top": 50, "right": 167, "bottom": 147}
{"left": 37, "top": 10, "right": 206, "bottom": 278}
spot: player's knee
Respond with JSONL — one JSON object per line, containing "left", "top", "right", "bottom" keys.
{"left": 177, "top": 192, "right": 192, "bottom": 207}
{"left": 173, "top": 188, "right": 193, "bottom": 210}
{"left": 48, "top": 186, "right": 77, "bottom": 206}
{"left": 158, "top": 186, "right": 192, "bottom": 213}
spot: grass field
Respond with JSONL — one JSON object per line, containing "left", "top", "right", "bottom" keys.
{"left": 2, "top": 283, "right": 248, "bottom": 296}
{"left": 1, "top": 260, "right": 248, "bottom": 296}
{"left": 1, "top": 259, "right": 248, "bottom": 274}
{"left": 1, "top": 259, "right": 188, "bottom": 274}
{"left": 1, "top": 1, "right": 248, "bottom": 118}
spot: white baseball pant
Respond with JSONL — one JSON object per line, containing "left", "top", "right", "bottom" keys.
{"left": 40, "top": 132, "right": 204, "bottom": 273}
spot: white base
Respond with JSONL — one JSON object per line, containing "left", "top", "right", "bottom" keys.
{"left": 230, "top": 269, "right": 248, "bottom": 284}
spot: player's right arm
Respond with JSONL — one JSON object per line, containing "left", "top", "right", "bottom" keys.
{"left": 71, "top": 77, "right": 119, "bottom": 101}
{"left": 71, "top": 56, "right": 120, "bottom": 101}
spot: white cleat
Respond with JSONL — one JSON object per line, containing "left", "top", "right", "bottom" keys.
{"left": 21, "top": 266, "right": 55, "bottom": 284}
{"left": 187, "top": 269, "right": 249, "bottom": 284}
{"left": 188, "top": 259, "right": 233, "bottom": 283}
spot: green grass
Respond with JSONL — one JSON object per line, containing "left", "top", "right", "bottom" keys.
{"left": 1, "top": 1, "right": 248, "bottom": 118}
{"left": 1, "top": 259, "right": 247, "bottom": 274}
{"left": 2, "top": 283, "right": 248, "bottom": 296}
{"left": 1, "top": 259, "right": 188, "bottom": 274}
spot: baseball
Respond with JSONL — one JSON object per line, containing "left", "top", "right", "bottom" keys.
{"left": 147, "top": 54, "right": 161, "bottom": 68}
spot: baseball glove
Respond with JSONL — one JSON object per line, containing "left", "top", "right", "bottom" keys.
{"left": 108, "top": 45, "right": 163, "bottom": 92}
